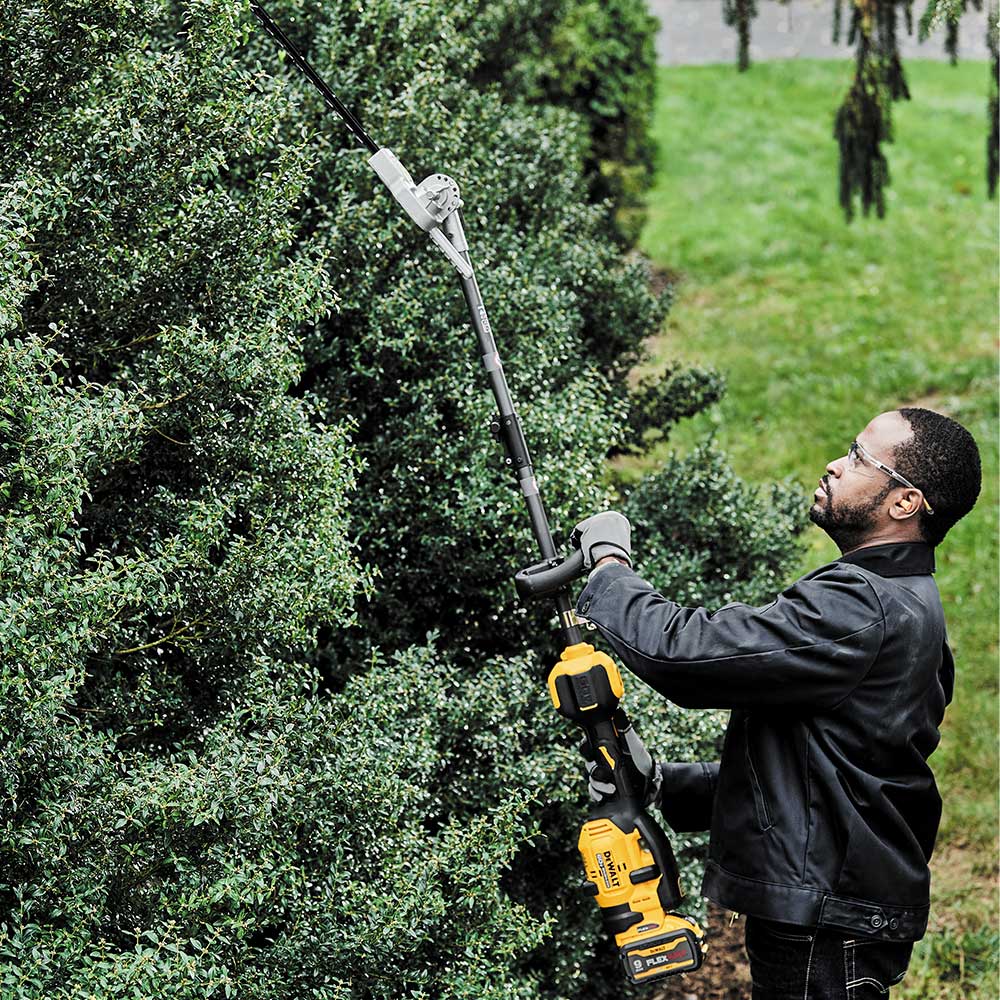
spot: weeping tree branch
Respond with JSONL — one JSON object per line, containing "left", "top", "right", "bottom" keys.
{"left": 834, "top": 0, "right": 912, "bottom": 219}
{"left": 721, "top": 0, "right": 997, "bottom": 217}
{"left": 835, "top": 27, "right": 892, "bottom": 218}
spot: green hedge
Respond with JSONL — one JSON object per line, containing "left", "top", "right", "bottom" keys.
{"left": 623, "top": 444, "right": 809, "bottom": 609}
{"left": 473, "top": 0, "right": 660, "bottom": 243}
{"left": 1, "top": 2, "right": 806, "bottom": 997}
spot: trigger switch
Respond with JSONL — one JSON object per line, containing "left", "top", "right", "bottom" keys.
{"left": 629, "top": 865, "right": 659, "bottom": 885}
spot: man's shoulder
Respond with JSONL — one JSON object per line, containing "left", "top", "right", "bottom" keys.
{"left": 794, "top": 557, "right": 943, "bottom": 634}
{"left": 783, "top": 560, "right": 886, "bottom": 623}
{"left": 795, "top": 558, "right": 878, "bottom": 589}
{"left": 803, "top": 555, "right": 940, "bottom": 602}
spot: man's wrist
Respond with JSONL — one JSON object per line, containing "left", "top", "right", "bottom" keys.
{"left": 587, "top": 554, "right": 631, "bottom": 582}
{"left": 596, "top": 555, "right": 629, "bottom": 568}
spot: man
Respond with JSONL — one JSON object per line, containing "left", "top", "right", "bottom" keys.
{"left": 573, "top": 408, "right": 981, "bottom": 1000}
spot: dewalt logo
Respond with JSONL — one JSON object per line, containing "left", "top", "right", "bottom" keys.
{"left": 595, "top": 849, "right": 621, "bottom": 890}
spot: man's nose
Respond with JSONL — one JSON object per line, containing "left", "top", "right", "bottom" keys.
{"left": 826, "top": 455, "right": 846, "bottom": 476}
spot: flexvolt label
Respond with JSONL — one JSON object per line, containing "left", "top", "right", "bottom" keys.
{"left": 596, "top": 850, "right": 621, "bottom": 890}
{"left": 631, "top": 938, "right": 694, "bottom": 975}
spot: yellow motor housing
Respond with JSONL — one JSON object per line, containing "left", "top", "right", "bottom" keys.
{"left": 579, "top": 815, "right": 705, "bottom": 983}
{"left": 549, "top": 642, "right": 706, "bottom": 985}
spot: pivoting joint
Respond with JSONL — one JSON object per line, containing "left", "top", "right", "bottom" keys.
{"left": 369, "top": 149, "right": 471, "bottom": 277}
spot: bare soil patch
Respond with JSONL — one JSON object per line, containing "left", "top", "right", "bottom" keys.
{"left": 653, "top": 903, "right": 752, "bottom": 1000}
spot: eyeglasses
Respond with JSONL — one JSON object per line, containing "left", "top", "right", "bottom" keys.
{"left": 847, "top": 441, "right": 935, "bottom": 515}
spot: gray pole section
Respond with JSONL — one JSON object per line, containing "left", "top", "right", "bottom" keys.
{"left": 444, "top": 212, "right": 583, "bottom": 647}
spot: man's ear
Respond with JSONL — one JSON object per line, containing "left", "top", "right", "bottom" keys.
{"left": 889, "top": 489, "right": 922, "bottom": 520}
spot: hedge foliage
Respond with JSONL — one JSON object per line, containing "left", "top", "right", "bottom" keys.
{"left": 623, "top": 445, "right": 808, "bottom": 610}
{"left": 472, "top": 0, "right": 660, "bottom": 242}
{"left": 2, "top": 2, "right": 807, "bottom": 997}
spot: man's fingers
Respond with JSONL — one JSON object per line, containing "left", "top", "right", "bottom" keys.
{"left": 589, "top": 783, "right": 615, "bottom": 804}
{"left": 586, "top": 759, "right": 614, "bottom": 785}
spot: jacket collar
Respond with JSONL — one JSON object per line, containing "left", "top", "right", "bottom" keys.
{"left": 838, "top": 541, "right": 935, "bottom": 577}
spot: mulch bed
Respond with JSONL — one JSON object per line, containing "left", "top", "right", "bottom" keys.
{"left": 653, "top": 903, "right": 752, "bottom": 1000}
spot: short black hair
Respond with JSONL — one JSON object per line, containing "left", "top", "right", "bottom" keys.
{"left": 892, "top": 408, "right": 982, "bottom": 546}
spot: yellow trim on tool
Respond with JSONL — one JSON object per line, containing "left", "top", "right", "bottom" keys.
{"left": 546, "top": 643, "right": 624, "bottom": 710}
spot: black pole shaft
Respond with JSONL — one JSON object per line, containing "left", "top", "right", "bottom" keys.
{"left": 249, "top": 3, "right": 380, "bottom": 155}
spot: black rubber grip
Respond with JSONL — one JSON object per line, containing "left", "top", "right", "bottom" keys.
{"left": 514, "top": 549, "right": 586, "bottom": 599}
{"left": 602, "top": 903, "right": 645, "bottom": 938}
{"left": 629, "top": 864, "right": 660, "bottom": 885}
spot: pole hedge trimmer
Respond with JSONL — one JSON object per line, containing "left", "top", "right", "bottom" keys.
{"left": 248, "top": 4, "right": 706, "bottom": 985}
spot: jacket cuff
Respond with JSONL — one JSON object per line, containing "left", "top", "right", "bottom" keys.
{"left": 656, "top": 761, "right": 719, "bottom": 833}
{"left": 577, "top": 560, "right": 635, "bottom": 614}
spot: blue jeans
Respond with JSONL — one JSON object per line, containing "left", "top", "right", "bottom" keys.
{"left": 745, "top": 916, "right": 914, "bottom": 999}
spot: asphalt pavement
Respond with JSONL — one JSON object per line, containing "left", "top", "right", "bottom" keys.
{"left": 647, "top": 0, "right": 991, "bottom": 65}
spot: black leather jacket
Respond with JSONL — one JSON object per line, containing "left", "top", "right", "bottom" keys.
{"left": 575, "top": 542, "right": 953, "bottom": 942}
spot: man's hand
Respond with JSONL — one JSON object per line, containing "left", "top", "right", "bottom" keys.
{"left": 572, "top": 511, "right": 632, "bottom": 569}
{"left": 584, "top": 753, "right": 616, "bottom": 803}
{"left": 583, "top": 712, "right": 662, "bottom": 807}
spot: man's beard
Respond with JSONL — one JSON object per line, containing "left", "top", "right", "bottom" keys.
{"left": 809, "top": 480, "right": 894, "bottom": 552}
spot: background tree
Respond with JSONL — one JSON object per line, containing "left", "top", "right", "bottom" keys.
{"left": 722, "top": 0, "right": 997, "bottom": 217}
{"left": 724, "top": 0, "right": 760, "bottom": 71}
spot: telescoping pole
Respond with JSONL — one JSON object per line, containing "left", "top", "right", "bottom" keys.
{"left": 248, "top": 6, "right": 706, "bottom": 984}
{"left": 248, "top": 2, "right": 585, "bottom": 645}
{"left": 441, "top": 211, "right": 585, "bottom": 644}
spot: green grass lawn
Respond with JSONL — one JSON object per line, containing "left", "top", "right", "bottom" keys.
{"left": 628, "top": 59, "right": 998, "bottom": 998}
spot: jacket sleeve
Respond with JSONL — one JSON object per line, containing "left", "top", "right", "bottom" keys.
{"left": 575, "top": 561, "right": 886, "bottom": 711}
{"left": 656, "top": 761, "right": 719, "bottom": 833}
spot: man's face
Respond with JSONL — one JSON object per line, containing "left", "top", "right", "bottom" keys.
{"left": 809, "top": 411, "right": 914, "bottom": 551}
